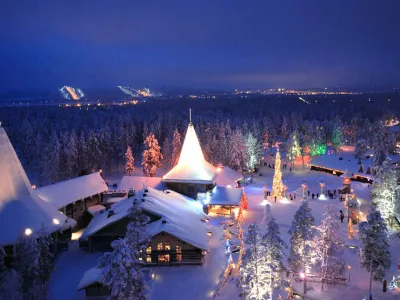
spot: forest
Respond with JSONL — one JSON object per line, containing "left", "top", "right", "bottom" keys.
{"left": 0, "top": 92, "right": 398, "bottom": 186}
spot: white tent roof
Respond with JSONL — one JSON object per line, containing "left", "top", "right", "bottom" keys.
{"left": 118, "top": 176, "right": 165, "bottom": 192}
{"left": 0, "top": 127, "right": 68, "bottom": 245}
{"left": 162, "top": 123, "right": 216, "bottom": 184}
{"left": 35, "top": 173, "right": 108, "bottom": 209}
{"left": 214, "top": 166, "right": 243, "bottom": 186}
{"left": 81, "top": 187, "right": 209, "bottom": 251}
{"left": 207, "top": 186, "right": 243, "bottom": 206}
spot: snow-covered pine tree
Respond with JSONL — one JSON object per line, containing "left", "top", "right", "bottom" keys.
{"left": 332, "top": 124, "right": 344, "bottom": 155}
{"left": 288, "top": 200, "right": 314, "bottom": 274}
{"left": 125, "top": 146, "right": 135, "bottom": 175}
{"left": 271, "top": 149, "right": 284, "bottom": 199}
{"left": 65, "top": 130, "right": 79, "bottom": 179}
{"left": 47, "top": 130, "right": 62, "bottom": 183}
{"left": 87, "top": 130, "right": 102, "bottom": 170}
{"left": 14, "top": 234, "right": 40, "bottom": 298}
{"left": 359, "top": 207, "right": 391, "bottom": 291}
{"left": 286, "top": 131, "right": 301, "bottom": 170}
{"left": 126, "top": 202, "right": 151, "bottom": 256}
{"left": 311, "top": 205, "right": 345, "bottom": 291}
{"left": 281, "top": 116, "right": 288, "bottom": 140}
{"left": 141, "top": 133, "right": 163, "bottom": 177}
{"left": 241, "top": 224, "right": 268, "bottom": 300}
{"left": 230, "top": 129, "right": 247, "bottom": 172}
{"left": 245, "top": 132, "right": 262, "bottom": 171}
{"left": 354, "top": 138, "right": 367, "bottom": 160}
{"left": 162, "top": 136, "right": 172, "bottom": 169}
{"left": 262, "top": 218, "right": 287, "bottom": 298}
{"left": 78, "top": 130, "right": 89, "bottom": 173}
{"left": 371, "top": 157, "right": 399, "bottom": 225}
{"left": 36, "top": 226, "right": 55, "bottom": 296}
{"left": 98, "top": 238, "right": 146, "bottom": 300}
{"left": 171, "top": 129, "right": 182, "bottom": 167}
{"left": 0, "top": 247, "right": 22, "bottom": 300}
{"left": 372, "top": 122, "right": 388, "bottom": 167}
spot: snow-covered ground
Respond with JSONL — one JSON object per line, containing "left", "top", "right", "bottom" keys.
{"left": 50, "top": 163, "right": 400, "bottom": 300}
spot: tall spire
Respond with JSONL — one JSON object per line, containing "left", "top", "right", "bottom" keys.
{"left": 189, "top": 108, "right": 192, "bottom": 124}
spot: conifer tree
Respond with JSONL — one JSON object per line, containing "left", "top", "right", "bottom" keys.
{"left": 171, "top": 129, "right": 182, "bottom": 167}
{"left": 272, "top": 150, "right": 284, "bottom": 199}
{"left": 360, "top": 207, "right": 391, "bottom": 288}
{"left": 126, "top": 202, "right": 151, "bottom": 255}
{"left": 246, "top": 132, "right": 262, "bottom": 171}
{"left": 65, "top": 130, "right": 79, "bottom": 178}
{"left": 332, "top": 124, "right": 344, "bottom": 155}
{"left": 98, "top": 239, "right": 147, "bottom": 300}
{"left": 288, "top": 201, "right": 314, "bottom": 278}
{"left": 263, "top": 218, "right": 287, "bottom": 298}
{"left": 36, "top": 226, "right": 55, "bottom": 297}
{"left": 371, "top": 157, "right": 399, "bottom": 225}
{"left": 125, "top": 146, "right": 135, "bottom": 175}
{"left": 311, "top": 205, "right": 345, "bottom": 291}
{"left": 354, "top": 138, "right": 367, "bottom": 160}
{"left": 241, "top": 224, "right": 268, "bottom": 300}
{"left": 141, "top": 133, "right": 163, "bottom": 177}
{"left": 162, "top": 136, "right": 173, "bottom": 169}
{"left": 230, "top": 129, "right": 247, "bottom": 172}
{"left": 286, "top": 132, "right": 301, "bottom": 169}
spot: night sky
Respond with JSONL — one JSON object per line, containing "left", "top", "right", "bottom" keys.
{"left": 1, "top": 0, "right": 399, "bottom": 91}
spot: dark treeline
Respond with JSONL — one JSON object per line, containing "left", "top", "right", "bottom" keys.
{"left": 0, "top": 93, "right": 398, "bottom": 186}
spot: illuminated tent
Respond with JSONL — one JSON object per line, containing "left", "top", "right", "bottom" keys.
{"left": 0, "top": 127, "right": 71, "bottom": 245}
{"left": 162, "top": 122, "right": 216, "bottom": 197}
{"left": 162, "top": 123, "right": 216, "bottom": 184}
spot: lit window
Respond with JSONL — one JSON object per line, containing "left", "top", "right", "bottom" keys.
{"left": 164, "top": 243, "right": 171, "bottom": 251}
{"left": 146, "top": 246, "right": 152, "bottom": 254}
{"left": 176, "top": 245, "right": 182, "bottom": 261}
{"left": 157, "top": 243, "right": 163, "bottom": 250}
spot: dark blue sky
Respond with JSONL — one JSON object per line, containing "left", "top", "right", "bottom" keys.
{"left": 1, "top": 0, "right": 399, "bottom": 91}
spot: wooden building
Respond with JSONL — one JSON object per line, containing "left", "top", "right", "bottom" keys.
{"left": 80, "top": 187, "right": 209, "bottom": 265}
{"left": 35, "top": 172, "right": 108, "bottom": 229}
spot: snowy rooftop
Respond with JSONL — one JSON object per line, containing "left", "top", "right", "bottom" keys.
{"left": 118, "top": 175, "right": 165, "bottom": 192}
{"left": 162, "top": 123, "right": 217, "bottom": 184}
{"left": 206, "top": 186, "right": 243, "bottom": 206}
{"left": 35, "top": 173, "right": 108, "bottom": 209}
{"left": 214, "top": 166, "right": 243, "bottom": 186}
{"left": 81, "top": 187, "right": 209, "bottom": 251}
{"left": 77, "top": 267, "right": 104, "bottom": 290}
{"left": 0, "top": 127, "right": 69, "bottom": 245}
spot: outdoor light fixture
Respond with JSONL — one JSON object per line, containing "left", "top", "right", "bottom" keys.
{"left": 53, "top": 218, "right": 60, "bottom": 225}
{"left": 25, "top": 228, "right": 32, "bottom": 236}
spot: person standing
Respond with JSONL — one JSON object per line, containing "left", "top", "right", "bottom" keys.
{"left": 339, "top": 210, "right": 345, "bottom": 223}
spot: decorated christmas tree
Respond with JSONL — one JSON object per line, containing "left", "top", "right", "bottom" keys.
{"left": 348, "top": 218, "right": 354, "bottom": 239}
{"left": 272, "top": 149, "right": 284, "bottom": 199}
{"left": 241, "top": 191, "right": 248, "bottom": 210}
{"left": 125, "top": 146, "right": 134, "bottom": 175}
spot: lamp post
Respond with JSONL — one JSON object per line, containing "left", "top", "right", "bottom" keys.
{"left": 283, "top": 185, "right": 288, "bottom": 199}
{"left": 348, "top": 265, "right": 351, "bottom": 282}
{"left": 319, "top": 181, "right": 325, "bottom": 196}
{"left": 301, "top": 182, "right": 307, "bottom": 200}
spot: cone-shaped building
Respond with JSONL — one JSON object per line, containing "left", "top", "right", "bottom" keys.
{"left": 162, "top": 122, "right": 216, "bottom": 198}
{"left": 0, "top": 127, "right": 68, "bottom": 245}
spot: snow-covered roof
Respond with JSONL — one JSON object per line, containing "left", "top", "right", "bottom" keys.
{"left": 35, "top": 173, "right": 107, "bottom": 209}
{"left": 309, "top": 151, "right": 399, "bottom": 177}
{"left": 87, "top": 205, "right": 106, "bottom": 217}
{"left": 81, "top": 187, "right": 209, "bottom": 251}
{"left": 0, "top": 127, "right": 69, "bottom": 245}
{"left": 162, "top": 123, "right": 216, "bottom": 184}
{"left": 77, "top": 267, "right": 104, "bottom": 290}
{"left": 206, "top": 186, "right": 243, "bottom": 206}
{"left": 118, "top": 176, "right": 165, "bottom": 192}
{"left": 214, "top": 166, "right": 243, "bottom": 186}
